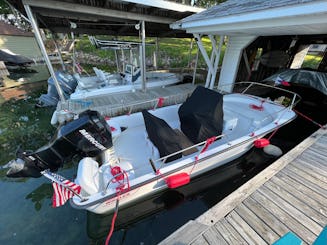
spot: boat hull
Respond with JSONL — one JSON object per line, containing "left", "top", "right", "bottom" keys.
{"left": 71, "top": 135, "right": 258, "bottom": 214}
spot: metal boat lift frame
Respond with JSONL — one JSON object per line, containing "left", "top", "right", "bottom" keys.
{"left": 21, "top": 0, "right": 204, "bottom": 103}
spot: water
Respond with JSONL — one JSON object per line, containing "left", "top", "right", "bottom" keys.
{"left": 0, "top": 87, "right": 325, "bottom": 244}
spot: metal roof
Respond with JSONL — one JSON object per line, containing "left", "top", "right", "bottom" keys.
{"left": 171, "top": 0, "right": 327, "bottom": 36}
{"left": 7, "top": 0, "right": 204, "bottom": 37}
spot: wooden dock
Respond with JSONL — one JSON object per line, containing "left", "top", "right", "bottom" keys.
{"left": 159, "top": 126, "right": 327, "bottom": 245}
{"left": 55, "top": 83, "right": 196, "bottom": 117}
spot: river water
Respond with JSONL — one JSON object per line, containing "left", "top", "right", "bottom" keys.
{"left": 0, "top": 86, "right": 323, "bottom": 244}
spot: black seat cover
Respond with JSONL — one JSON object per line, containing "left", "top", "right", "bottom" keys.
{"left": 142, "top": 110, "right": 182, "bottom": 163}
{"left": 178, "top": 86, "right": 224, "bottom": 144}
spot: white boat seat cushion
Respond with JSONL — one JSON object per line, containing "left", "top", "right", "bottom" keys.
{"left": 76, "top": 157, "right": 100, "bottom": 195}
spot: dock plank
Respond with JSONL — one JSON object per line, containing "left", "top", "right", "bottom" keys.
{"left": 283, "top": 167, "right": 327, "bottom": 196}
{"left": 195, "top": 127, "right": 325, "bottom": 226}
{"left": 190, "top": 235, "right": 209, "bottom": 245}
{"left": 264, "top": 180, "right": 327, "bottom": 227}
{"left": 251, "top": 191, "right": 317, "bottom": 244}
{"left": 159, "top": 126, "right": 327, "bottom": 245}
{"left": 235, "top": 203, "right": 279, "bottom": 243}
{"left": 243, "top": 197, "right": 290, "bottom": 236}
{"left": 291, "top": 159, "right": 327, "bottom": 182}
{"left": 226, "top": 211, "right": 267, "bottom": 244}
{"left": 275, "top": 172, "right": 327, "bottom": 209}
{"left": 57, "top": 83, "right": 196, "bottom": 117}
{"left": 202, "top": 226, "right": 228, "bottom": 245}
{"left": 214, "top": 219, "right": 248, "bottom": 244}
{"left": 158, "top": 220, "right": 208, "bottom": 245}
{"left": 258, "top": 186, "right": 321, "bottom": 237}
{"left": 269, "top": 175, "right": 327, "bottom": 219}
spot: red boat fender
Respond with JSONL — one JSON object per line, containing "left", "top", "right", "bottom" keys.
{"left": 254, "top": 138, "right": 270, "bottom": 148}
{"left": 165, "top": 173, "right": 190, "bottom": 189}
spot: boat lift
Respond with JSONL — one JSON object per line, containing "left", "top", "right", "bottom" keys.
{"left": 21, "top": 0, "right": 204, "bottom": 102}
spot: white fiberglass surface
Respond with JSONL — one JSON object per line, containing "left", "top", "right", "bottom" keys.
{"left": 108, "top": 94, "right": 281, "bottom": 179}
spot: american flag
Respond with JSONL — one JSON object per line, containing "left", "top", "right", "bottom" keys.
{"left": 42, "top": 170, "right": 81, "bottom": 208}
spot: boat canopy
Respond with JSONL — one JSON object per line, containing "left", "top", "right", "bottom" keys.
{"left": 263, "top": 69, "right": 327, "bottom": 96}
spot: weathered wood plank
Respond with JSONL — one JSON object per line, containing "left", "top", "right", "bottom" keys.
{"left": 235, "top": 203, "right": 279, "bottom": 244}
{"left": 291, "top": 159, "right": 327, "bottom": 181}
{"left": 300, "top": 149, "right": 327, "bottom": 171}
{"left": 58, "top": 83, "right": 196, "bottom": 117}
{"left": 243, "top": 197, "right": 290, "bottom": 236}
{"left": 160, "top": 127, "right": 327, "bottom": 245}
{"left": 214, "top": 219, "right": 248, "bottom": 244}
{"left": 251, "top": 191, "right": 316, "bottom": 244}
{"left": 264, "top": 180, "right": 327, "bottom": 226}
{"left": 269, "top": 175, "right": 327, "bottom": 218}
{"left": 195, "top": 127, "right": 326, "bottom": 226}
{"left": 283, "top": 166, "right": 327, "bottom": 195}
{"left": 190, "top": 235, "right": 210, "bottom": 245}
{"left": 226, "top": 211, "right": 268, "bottom": 244}
{"left": 202, "top": 226, "right": 227, "bottom": 245}
{"left": 275, "top": 172, "right": 327, "bottom": 209}
{"left": 158, "top": 220, "right": 209, "bottom": 245}
{"left": 258, "top": 186, "right": 321, "bottom": 237}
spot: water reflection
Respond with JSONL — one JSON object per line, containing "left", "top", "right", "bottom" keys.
{"left": 25, "top": 183, "right": 53, "bottom": 211}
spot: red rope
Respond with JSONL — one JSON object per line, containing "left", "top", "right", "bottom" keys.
{"left": 190, "top": 137, "right": 216, "bottom": 174}
{"left": 293, "top": 109, "right": 326, "bottom": 129}
{"left": 267, "top": 125, "right": 279, "bottom": 141}
{"left": 105, "top": 192, "right": 120, "bottom": 245}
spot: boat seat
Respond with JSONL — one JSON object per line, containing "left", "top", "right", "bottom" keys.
{"left": 93, "top": 67, "right": 107, "bottom": 82}
{"left": 173, "top": 129, "right": 198, "bottom": 156}
{"left": 76, "top": 157, "right": 101, "bottom": 195}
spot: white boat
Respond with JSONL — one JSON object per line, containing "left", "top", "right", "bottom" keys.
{"left": 70, "top": 64, "right": 181, "bottom": 100}
{"left": 70, "top": 83, "right": 297, "bottom": 214}
{"left": 5, "top": 83, "right": 298, "bottom": 214}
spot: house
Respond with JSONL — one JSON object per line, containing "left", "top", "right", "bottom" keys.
{"left": 0, "top": 21, "right": 41, "bottom": 59}
{"left": 171, "top": 0, "right": 327, "bottom": 91}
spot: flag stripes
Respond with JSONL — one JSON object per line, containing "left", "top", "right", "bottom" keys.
{"left": 52, "top": 179, "right": 81, "bottom": 207}
{"left": 41, "top": 170, "right": 82, "bottom": 208}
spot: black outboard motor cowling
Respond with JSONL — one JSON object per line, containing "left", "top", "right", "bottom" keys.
{"left": 6, "top": 110, "right": 112, "bottom": 178}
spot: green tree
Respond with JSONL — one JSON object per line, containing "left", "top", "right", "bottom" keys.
{"left": 196, "top": 0, "right": 227, "bottom": 8}
{"left": 0, "top": 0, "right": 11, "bottom": 18}
{"left": 0, "top": 0, "right": 31, "bottom": 31}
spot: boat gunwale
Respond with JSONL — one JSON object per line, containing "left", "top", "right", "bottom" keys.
{"left": 70, "top": 113, "right": 295, "bottom": 210}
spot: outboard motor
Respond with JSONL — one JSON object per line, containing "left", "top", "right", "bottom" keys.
{"left": 6, "top": 110, "right": 112, "bottom": 178}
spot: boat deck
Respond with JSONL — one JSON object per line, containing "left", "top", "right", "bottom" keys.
{"left": 159, "top": 126, "right": 327, "bottom": 245}
{"left": 56, "top": 83, "right": 196, "bottom": 117}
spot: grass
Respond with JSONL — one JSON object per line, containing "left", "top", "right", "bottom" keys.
{"left": 302, "top": 54, "right": 324, "bottom": 70}
{"left": 74, "top": 35, "right": 225, "bottom": 73}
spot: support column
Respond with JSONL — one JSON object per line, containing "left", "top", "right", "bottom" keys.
{"left": 192, "top": 46, "right": 199, "bottom": 85}
{"left": 51, "top": 33, "right": 65, "bottom": 71}
{"left": 194, "top": 34, "right": 222, "bottom": 89}
{"left": 208, "top": 35, "right": 223, "bottom": 89}
{"left": 24, "top": 4, "right": 65, "bottom": 102}
{"left": 194, "top": 34, "right": 214, "bottom": 88}
{"left": 141, "top": 20, "right": 146, "bottom": 91}
{"left": 153, "top": 37, "right": 159, "bottom": 70}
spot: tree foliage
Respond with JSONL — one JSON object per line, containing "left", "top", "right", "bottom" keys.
{"left": 0, "top": 0, "right": 11, "bottom": 17}
{"left": 0, "top": 0, "right": 31, "bottom": 31}
{"left": 196, "top": 0, "right": 227, "bottom": 8}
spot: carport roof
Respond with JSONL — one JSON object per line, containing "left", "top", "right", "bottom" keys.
{"left": 7, "top": 0, "right": 204, "bottom": 37}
